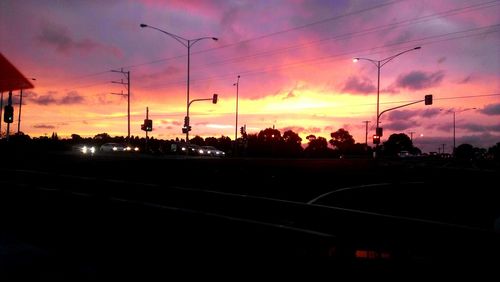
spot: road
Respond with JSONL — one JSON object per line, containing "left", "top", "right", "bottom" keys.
{"left": 1, "top": 151, "right": 499, "bottom": 278}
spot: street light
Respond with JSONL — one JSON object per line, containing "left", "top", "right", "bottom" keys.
{"left": 449, "top": 108, "right": 476, "bottom": 155}
{"left": 353, "top": 47, "right": 421, "bottom": 151}
{"left": 140, "top": 23, "right": 218, "bottom": 144}
{"left": 17, "top": 77, "right": 36, "bottom": 134}
{"left": 233, "top": 75, "right": 240, "bottom": 154}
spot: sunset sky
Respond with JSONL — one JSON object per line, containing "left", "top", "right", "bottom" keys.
{"left": 1, "top": 0, "right": 499, "bottom": 153}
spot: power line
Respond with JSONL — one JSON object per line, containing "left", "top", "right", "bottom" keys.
{"left": 37, "top": 1, "right": 500, "bottom": 94}
{"left": 139, "top": 0, "right": 500, "bottom": 80}
{"left": 138, "top": 24, "right": 500, "bottom": 90}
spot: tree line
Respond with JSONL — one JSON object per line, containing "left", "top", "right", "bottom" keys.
{"left": 2, "top": 129, "right": 500, "bottom": 161}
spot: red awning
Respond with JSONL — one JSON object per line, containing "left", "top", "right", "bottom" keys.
{"left": 0, "top": 52, "right": 35, "bottom": 92}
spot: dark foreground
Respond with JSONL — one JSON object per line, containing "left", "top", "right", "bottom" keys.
{"left": 1, "top": 151, "right": 499, "bottom": 278}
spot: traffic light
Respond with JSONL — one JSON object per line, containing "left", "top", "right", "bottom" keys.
{"left": 141, "top": 119, "right": 152, "bottom": 131}
{"left": 212, "top": 94, "right": 218, "bottom": 104}
{"left": 3, "top": 105, "right": 14, "bottom": 123}
{"left": 240, "top": 126, "right": 245, "bottom": 135}
{"left": 376, "top": 127, "right": 383, "bottom": 137}
{"left": 425, "top": 94, "right": 433, "bottom": 105}
{"left": 373, "top": 134, "right": 381, "bottom": 145}
{"left": 182, "top": 126, "right": 192, "bottom": 134}
{"left": 144, "top": 119, "right": 152, "bottom": 131}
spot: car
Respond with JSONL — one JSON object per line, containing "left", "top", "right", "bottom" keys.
{"left": 72, "top": 144, "right": 96, "bottom": 155}
{"left": 99, "top": 143, "right": 126, "bottom": 152}
{"left": 201, "top": 146, "right": 226, "bottom": 157}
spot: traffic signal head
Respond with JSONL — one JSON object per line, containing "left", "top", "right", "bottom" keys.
{"left": 425, "top": 94, "right": 433, "bottom": 105}
{"left": 145, "top": 119, "right": 152, "bottom": 131}
{"left": 212, "top": 94, "right": 218, "bottom": 104}
{"left": 373, "top": 134, "right": 381, "bottom": 144}
{"left": 376, "top": 127, "right": 383, "bottom": 137}
{"left": 3, "top": 105, "right": 14, "bottom": 123}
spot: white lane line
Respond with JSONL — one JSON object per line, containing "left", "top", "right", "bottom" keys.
{"left": 307, "top": 183, "right": 391, "bottom": 204}
{"left": 109, "top": 197, "right": 334, "bottom": 238}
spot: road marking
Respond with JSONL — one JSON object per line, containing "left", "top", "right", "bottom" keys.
{"left": 307, "top": 183, "right": 391, "bottom": 204}
{"left": 109, "top": 197, "right": 335, "bottom": 238}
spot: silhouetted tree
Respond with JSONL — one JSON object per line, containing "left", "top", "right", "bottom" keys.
{"left": 257, "top": 128, "right": 282, "bottom": 142}
{"left": 205, "top": 137, "right": 218, "bottom": 147}
{"left": 71, "top": 134, "right": 82, "bottom": 141}
{"left": 488, "top": 142, "right": 500, "bottom": 161}
{"left": 330, "top": 128, "right": 355, "bottom": 153}
{"left": 455, "top": 143, "right": 474, "bottom": 160}
{"left": 304, "top": 136, "right": 330, "bottom": 157}
{"left": 383, "top": 133, "right": 413, "bottom": 156}
{"left": 282, "top": 130, "right": 303, "bottom": 157}
{"left": 94, "top": 133, "right": 111, "bottom": 141}
{"left": 190, "top": 135, "right": 205, "bottom": 146}
{"left": 217, "top": 135, "right": 232, "bottom": 153}
{"left": 306, "top": 134, "right": 316, "bottom": 141}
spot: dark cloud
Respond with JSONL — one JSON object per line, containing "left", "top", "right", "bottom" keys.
{"left": 480, "top": 103, "right": 500, "bottom": 115}
{"left": 280, "top": 126, "right": 305, "bottom": 133}
{"left": 383, "top": 120, "right": 420, "bottom": 131}
{"left": 33, "top": 124, "right": 55, "bottom": 129}
{"left": 37, "top": 21, "right": 122, "bottom": 57}
{"left": 458, "top": 75, "right": 473, "bottom": 84}
{"left": 283, "top": 90, "right": 296, "bottom": 100}
{"left": 420, "top": 108, "right": 441, "bottom": 118}
{"left": 388, "top": 110, "right": 418, "bottom": 121}
{"left": 28, "top": 91, "right": 85, "bottom": 105}
{"left": 35, "top": 95, "right": 57, "bottom": 105}
{"left": 305, "top": 127, "right": 322, "bottom": 134}
{"left": 387, "top": 108, "right": 441, "bottom": 121}
{"left": 341, "top": 76, "right": 376, "bottom": 94}
{"left": 60, "top": 91, "right": 85, "bottom": 105}
{"left": 459, "top": 123, "right": 500, "bottom": 133}
{"left": 395, "top": 70, "right": 444, "bottom": 90}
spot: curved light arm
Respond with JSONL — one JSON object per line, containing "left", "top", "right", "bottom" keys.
{"left": 140, "top": 23, "right": 218, "bottom": 48}
{"left": 353, "top": 47, "right": 421, "bottom": 68}
{"left": 379, "top": 47, "right": 421, "bottom": 67}
{"left": 189, "top": 37, "right": 218, "bottom": 47}
{"left": 140, "top": 23, "right": 188, "bottom": 47}
{"left": 353, "top": 57, "right": 379, "bottom": 68}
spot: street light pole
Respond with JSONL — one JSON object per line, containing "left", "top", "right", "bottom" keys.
{"left": 354, "top": 47, "right": 421, "bottom": 155}
{"left": 234, "top": 75, "right": 240, "bottom": 153}
{"left": 451, "top": 107, "right": 476, "bottom": 155}
{"left": 140, "top": 23, "right": 218, "bottom": 144}
{"left": 17, "top": 77, "right": 36, "bottom": 134}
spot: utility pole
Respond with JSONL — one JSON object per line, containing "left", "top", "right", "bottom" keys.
{"left": 145, "top": 107, "right": 149, "bottom": 152}
{"left": 442, "top": 143, "right": 446, "bottom": 155}
{"left": 408, "top": 131, "right": 415, "bottom": 142}
{"left": 0, "top": 92, "right": 3, "bottom": 138}
{"left": 362, "top": 121, "right": 370, "bottom": 146}
{"left": 111, "top": 69, "right": 131, "bottom": 139}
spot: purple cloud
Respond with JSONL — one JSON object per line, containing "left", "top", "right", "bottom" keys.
{"left": 459, "top": 123, "right": 500, "bottom": 133}
{"left": 420, "top": 108, "right": 441, "bottom": 118}
{"left": 280, "top": 126, "right": 305, "bottom": 133}
{"left": 33, "top": 124, "right": 55, "bottom": 129}
{"left": 60, "top": 91, "right": 85, "bottom": 105}
{"left": 395, "top": 70, "right": 444, "bottom": 90}
{"left": 480, "top": 103, "right": 500, "bottom": 115}
{"left": 37, "top": 21, "right": 122, "bottom": 57}
{"left": 29, "top": 91, "right": 85, "bottom": 105}
{"left": 341, "top": 76, "right": 376, "bottom": 94}
{"left": 383, "top": 120, "right": 420, "bottom": 131}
